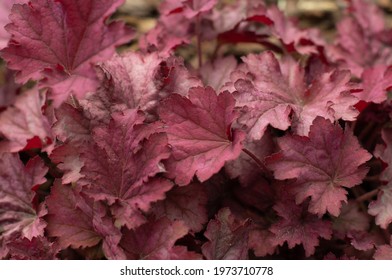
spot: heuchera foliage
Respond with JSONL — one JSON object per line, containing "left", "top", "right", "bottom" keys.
{"left": 1, "top": 0, "right": 392, "bottom": 260}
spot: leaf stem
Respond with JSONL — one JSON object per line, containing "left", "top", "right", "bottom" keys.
{"left": 356, "top": 188, "right": 380, "bottom": 202}
{"left": 242, "top": 148, "right": 270, "bottom": 176}
{"left": 196, "top": 14, "right": 203, "bottom": 69}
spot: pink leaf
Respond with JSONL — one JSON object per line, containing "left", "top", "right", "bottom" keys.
{"left": 368, "top": 186, "right": 392, "bottom": 229}
{"left": 228, "top": 51, "right": 358, "bottom": 138}
{"left": 267, "top": 117, "right": 372, "bottom": 216}
{"left": 328, "top": 0, "right": 392, "bottom": 77}
{"left": 50, "top": 143, "right": 84, "bottom": 184}
{"left": 200, "top": 56, "right": 237, "bottom": 92}
{"left": 120, "top": 217, "right": 197, "bottom": 259}
{"left": 270, "top": 199, "right": 332, "bottom": 257}
{"left": 202, "top": 208, "right": 251, "bottom": 260}
{"left": 0, "top": 89, "right": 52, "bottom": 153}
{"left": 357, "top": 66, "right": 392, "bottom": 103}
{"left": 0, "top": 154, "right": 48, "bottom": 240}
{"left": 332, "top": 202, "right": 371, "bottom": 238}
{"left": 159, "top": 87, "right": 246, "bottom": 186}
{"left": 1, "top": 0, "right": 133, "bottom": 106}
{"left": 79, "top": 54, "right": 201, "bottom": 122}
{"left": 151, "top": 183, "right": 208, "bottom": 232}
{"left": 0, "top": 0, "right": 27, "bottom": 49}
{"left": 80, "top": 109, "right": 172, "bottom": 228}
{"left": 374, "top": 243, "right": 392, "bottom": 260}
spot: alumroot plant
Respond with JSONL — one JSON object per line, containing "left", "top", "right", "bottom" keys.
{"left": 0, "top": 0, "right": 392, "bottom": 260}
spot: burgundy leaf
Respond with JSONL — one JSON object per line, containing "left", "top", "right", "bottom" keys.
{"left": 120, "top": 217, "right": 198, "bottom": 259}
{"left": 1, "top": 0, "right": 133, "bottom": 106}
{"left": 227, "top": 51, "right": 358, "bottom": 138}
{"left": 0, "top": 89, "right": 52, "bottom": 153}
{"left": 267, "top": 117, "right": 372, "bottom": 216}
{"left": 46, "top": 181, "right": 122, "bottom": 253}
{"left": 202, "top": 208, "right": 251, "bottom": 260}
{"left": 80, "top": 109, "right": 172, "bottom": 228}
{"left": 0, "top": 154, "right": 48, "bottom": 240}
{"left": 3, "top": 236, "right": 58, "bottom": 260}
{"left": 225, "top": 129, "right": 275, "bottom": 187}
{"left": 270, "top": 199, "right": 332, "bottom": 257}
{"left": 159, "top": 87, "right": 246, "bottom": 186}
{"left": 151, "top": 183, "right": 208, "bottom": 232}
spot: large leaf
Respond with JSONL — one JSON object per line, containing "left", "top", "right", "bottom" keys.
{"left": 267, "top": 117, "right": 372, "bottom": 216}
{"left": 1, "top": 0, "right": 133, "bottom": 106}
{"left": 227, "top": 51, "right": 358, "bottom": 138}
{"left": 159, "top": 86, "right": 245, "bottom": 186}
{"left": 80, "top": 109, "right": 172, "bottom": 228}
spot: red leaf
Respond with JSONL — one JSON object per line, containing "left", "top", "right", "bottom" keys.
{"left": 270, "top": 199, "right": 332, "bottom": 257}
{"left": 80, "top": 109, "right": 172, "bottom": 228}
{"left": 120, "top": 217, "right": 198, "bottom": 259}
{"left": 151, "top": 183, "right": 208, "bottom": 232}
{"left": 202, "top": 208, "right": 251, "bottom": 260}
{"left": 267, "top": 117, "right": 372, "bottom": 216}
{"left": 1, "top": 0, "right": 133, "bottom": 106}
{"left": 159, "top": 87, "right": 245, "bottom": 186}
{"left": 0, "top": 154, "right": 48, "bottom": 240}
{"left": 0, "top": 89, "right": 52, "bottom": 153}
{"left": 227, "top": 51, "right": 358, "bottom": 138}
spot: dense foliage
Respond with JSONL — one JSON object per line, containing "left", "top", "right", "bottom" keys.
{"left": 1, "top": 0, "right": 392, "bottom": 260}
